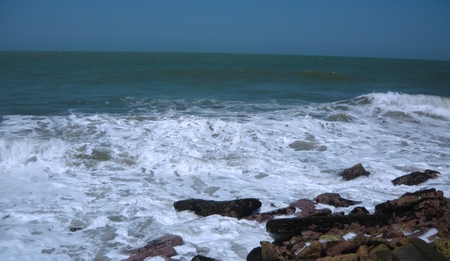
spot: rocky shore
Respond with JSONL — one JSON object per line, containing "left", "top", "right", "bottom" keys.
{"left": 121, "top": 165, "right": 450, "bottom": 261}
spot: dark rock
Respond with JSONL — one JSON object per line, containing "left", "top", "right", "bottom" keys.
{"left": 317, "top": 253, "right": 359, "bottom": 261}
{"left": 289, "top": 198, "right": 316, "bottom": 212}
{"left": 392, "top": 244, "right": 430, "bottom": 261}
{"left": 410, "top": 238, "right": 447, "bottom": 261}
{"left": 296, "top": 208, "right": 332, "bottom": 217}
{"left": 371, "top": 250, "right": 399, "bottom": 261}
{"left": 245, "top": 206, "right": 296, "bottom": 222}
{"left": 266, "top": 214, "right": 392, "bottom": 236}
{"left": 339, "top": 163, "right": 370, "bottom": 181}
{"left": 349, "top": 207, "right": 370, "bottom": 216}
{"left": 125, "top": 234, "right": 183, "bottom": 261}
{"left": 69, "top": 227, "right": 83, "bottom": 232}
{"left": 375, "top": 188, "right": 443, "bottom": 214}
{"left": 246, "top": 247, "right": 263, "bottom": 261}
{"left": 315, "top": 193, "right": 362, "bottom": 208}
{"left": 173, "top": 198, "right": 261, "bottom": 218}
{"left": 391, "top": 169, "right": 440, "bottom": 186}
{"left": 191, "top": 255, "right": 219, "bottom": 261}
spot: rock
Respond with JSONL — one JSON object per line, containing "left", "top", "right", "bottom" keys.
{"left": 339, "top": 163, "right": 370, "bottom": 181}
{"left": 392, "top": 244, "right": 430, "bottom": 261}
{"left": 391, "top": 169, "right": 440, "bottom": 186}
{"left": 289, "top": 198, "right": 316, "bottom": 211}
{"left": 260, "top": 241, "right": 294, "bottom": 260}
{"left": 173, "top": 198, "right": 261, "bottom": 218}
{"left": 371, "top": 250, "right": 399, "bottom": 261}
{"left": 317, "top": 253, "right": 359, "bottom": 261}
{"left": 245, "top": 206, "right": 296, "bottom": 222}
{"left": 246, "top": 247, "right": 263, "bottom": 261}
{"left": 375, "top": 188, "right": 443, "bottom": 214}
{"left": 296, "top": 240, "right": 324, "bottom": 259}
{"left": 315, "top": 193, "right": 362, "bottom": 208}
{"left": 433, "top": 237, "right": 450, "bottom": 260}
{"left": 349, "top": 207, "right": 370, "bottom": 216}
{"left": 125, "top": 234, "right": 183, "bottom": 261}
{"left": 410, "top": 238, "right": 447, "bottom": 261}
{"left": 69, "top": 227, "right": 83, "bottom": 232}
{"left": 325, "top": 234, "right": 369, "bottom": 256}
{"left": 296, "top": 208, "right": 332, "bottom": 217}
{"left": 191, "top": 255, "right": 219, "bottom": 261}
{"left": 266, "top": 214, "right": 392, "bottom": 236}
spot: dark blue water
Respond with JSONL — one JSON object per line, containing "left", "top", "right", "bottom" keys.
{"left": 1, "top": 52, "right": 449, "bottom": 116}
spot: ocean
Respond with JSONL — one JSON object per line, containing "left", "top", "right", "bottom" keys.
{"left": 1, "top": 52, "right": 450, "bottom": 260}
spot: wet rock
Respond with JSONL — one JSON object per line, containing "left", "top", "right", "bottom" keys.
{"left": 349, "top": 207, "right": 370, "bottom": 216}
{"left": 245, "top": 206, "right": 296, "bottom": 222}
{"left": 246, "top": 247, "right": 263, "bottom": 261}
{"left": 173, "top": 198, "right": 261, "bottom": 218}
{"left": 296, "top": 208, "right": 332, "bottom": 217}
{"left": 391, "top": 169, "right": 440, "bottom": 186}
{"left": 125, "top": 234, "right": 183, "bottom": 261}
{"left": 266, "top": 214, "right": 392, "bottom": 235}
{"left": 191, "top": 255, "right": 219, "bottom": 261}
{"left": 375, "top": 188, "right": 443, "bottom": 214}
{"left": 325, "top": 234, "right": 369, "bottom": 256}
{"left": 315, "top": 193, "right": 362, "bottom": 208}
{"left": 289, "top": 198, "right": 316, "bottom": 212}
{"left": 339, "top": 163, "right": 370, "bottom": 181}
{"left": 69, "top": 227, "right": 83, "bottom": 232}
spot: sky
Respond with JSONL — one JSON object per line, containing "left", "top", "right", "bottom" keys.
{"left": 1, "top": 1, "right": 450, "bottom": 61}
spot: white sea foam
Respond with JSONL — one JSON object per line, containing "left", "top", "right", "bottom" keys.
{"left": 0, "top": 93, "right": 449, "bottom": 260}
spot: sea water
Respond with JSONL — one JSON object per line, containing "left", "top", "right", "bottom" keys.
{"left": 0, "top": 52, "right": 449, "bottom": 260}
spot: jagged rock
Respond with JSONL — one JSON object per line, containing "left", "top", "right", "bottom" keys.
{"left": 391, "top": 169, "right": 440, "bottom": 186}
{"left": 260, "top": 241, "right": 294, "bottom": 260}
{"left": 325, "top": 234, "right": 369, "bottom": 256}
{"left": 173, "top": 198, "right": 261, "bottom": 218}
{"left": 296, "top": 240, "right": 324, "bottom": 258}
{"left": 349, "top": 207, "right": 370, "bottom": 216}
{"left": 191, "top": 255, "right": 219, "bottom": 261}
{"left": 245, "top": 206, "right": 296, "bottom": 222}
{"left": 315, "top": 193, "right": 362, "bottom": 208}
{"left": 125, "top": 234, "right": 183, "bottom": 261}
{"left": 339, "top": 163, "right": 370, "bottom": 181}
{"left": 375, "top": 188, "right": 443, "bottom": 214}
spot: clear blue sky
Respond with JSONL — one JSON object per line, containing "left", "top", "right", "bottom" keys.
{"left": 1, "top": 0, "right": 450, "bottom": 60}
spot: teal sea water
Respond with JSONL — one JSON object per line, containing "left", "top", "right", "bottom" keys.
{"left": 1, "top": 52, "right": 449, "bottom": 116}
{"left": 1, "top": 52, "right": 450, "bottom": 260}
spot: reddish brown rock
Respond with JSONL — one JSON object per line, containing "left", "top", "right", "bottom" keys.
{"left": 391, "top": 169, "right": 440, "bottom": 186}
{"left": 339, "top": 163, "right": 370, "bottom": 181}
{"left": 125, "top": 234, "right": 183, "bottom": 261}
{"left": 315, "top": 193, "right": 361, "bottom": 208}
{"left": 296, "top": 240, "right": 324, "bottom": 259}
{"left": 289, "top": 198, "right": 316, "bottom": 212}
{"left": 260, "top": 241, "right": 294, "bottom": 260}
{"left": 375, "top": 188, "right": 443, "bottom": 214}
{"left": 173, "top": 198, "right": 261, "bottom": 218}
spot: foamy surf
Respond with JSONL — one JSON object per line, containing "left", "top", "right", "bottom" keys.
{"left": 1, "top": 92, "right": 449, "bottom": 260}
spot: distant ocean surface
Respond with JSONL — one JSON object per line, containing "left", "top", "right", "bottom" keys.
{"left": 1, "top": 52, "right": 450, "bottom": 260}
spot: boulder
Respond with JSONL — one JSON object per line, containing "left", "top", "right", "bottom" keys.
{"left": 375, "top": 188, "right": 443, "bottom": 214}
{"left": 260, "top": 241, "right": 294, "bottom": 260}
{"left": 315, "top": 193, "right": 362, "bottom": 208}
{"left": 349, "top": 207, "right": 370, "bottom": 216}
{"left": 391, "top": 169, "right": 440, "bottom": 186}
{"left": 125, "top": 234, "right": 183, "bottom": 261}
{"left": 339, "top": 163, "right": 370, "bottom": 181}
{"left": 173, "top": 198, "right": 261, "bottom": 218}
